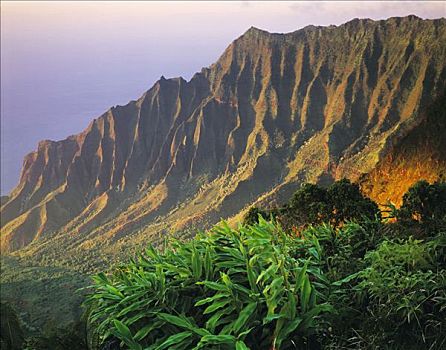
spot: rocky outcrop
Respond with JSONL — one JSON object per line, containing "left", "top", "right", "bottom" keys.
{"left": 1, "top": 16, "right": 445, "bottom": 254}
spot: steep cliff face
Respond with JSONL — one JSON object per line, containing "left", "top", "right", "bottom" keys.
{"left": 359, "top": 92, "right": 446, "bottom": 206}
{"left": 1, "top": 16, "right": 445, "bottom": 255}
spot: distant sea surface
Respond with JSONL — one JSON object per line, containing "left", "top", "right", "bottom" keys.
{"left": 1, "top": 68, "right": 145, "bottom": 194}
{"left": 0, "top": 4, "right": 231, "bottom": 195}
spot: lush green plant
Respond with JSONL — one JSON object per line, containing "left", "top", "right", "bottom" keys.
{"left": 85, "top": 219, "right": 332, "bottom": 350}
{"left": 398, "top": 180, "right": 446, "bottom": 229}
{"left": 292, "top": 215, "right": 446, "bottom": 350}
{"left": 355, "top": 234, "right": 446, "bottom": 349}
{"left": 303, "top": 220, "right": 383, "bottom": 281}
{"left": 318, "top": 231, "right": 446, "bottom": 350}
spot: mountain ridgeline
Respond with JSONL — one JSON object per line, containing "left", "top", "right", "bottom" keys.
{"left": 1, "top": 16, "right": 445, "bottom": 257}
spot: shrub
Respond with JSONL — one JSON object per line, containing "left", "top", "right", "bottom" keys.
{"left": 303, "top": 220, "right": 383, "bottom": 281}
{"left": 323, "top": 233, "right": 446, "bottom": 350}
{"left": 83, "top": 180, "right": 445, "bottom": 350}
{"left": 280, "top": 179, "right": 380, "bottom": 231}
{"left": 327, "top": 179, "right": 380, "bottom": 227}
{"left": 285, "top": 183, "right": 330, "bottom": 228}
{"left": 84, "top": 219, "right": 332, "bottom": 350}
{"left": 355, "top": 235, "right": 446, "bottom": 349}
{"left": 398, "top": 180, "right": 446, "bottom": 232}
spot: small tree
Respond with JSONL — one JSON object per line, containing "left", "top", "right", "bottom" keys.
{"left": 398, "top": 180, "right": 446, "bottom": 226}
{"left": 284, "top": 183, "right": 330, "bottom": 228}
{"left": 283, "top": 180, "right": 379, "bottom": 230}
{"left": 327, "top": 179, "right": 380, "bottom": 227}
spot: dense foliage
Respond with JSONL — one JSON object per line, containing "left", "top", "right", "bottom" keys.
{"left": 244, "top": 179, "right": 380, "bottom": 230}
{"left": 311, "top": 223, "right": 446, "bottom": 349}
{"left": 0, "top": 300, "right": 87, "bottom": 350}
{"left": 85, "top": 180, "right": 446, "bottom": 350}
{"left": 85, "top": 220, "right": 332, "bottom": 350}
{"left": 3, "top": 180, "right": 444, "bottom": 349}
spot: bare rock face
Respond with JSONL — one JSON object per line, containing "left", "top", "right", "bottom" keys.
{"left": 1, "top": 16, "right": 445, "bottom": 256}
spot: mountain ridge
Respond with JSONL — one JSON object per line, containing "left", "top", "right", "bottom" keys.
{"left": 1, "top": 16, "right": 445, "bottom": 257}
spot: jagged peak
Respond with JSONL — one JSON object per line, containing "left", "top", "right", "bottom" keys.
{"left": 38, "top": 139, "right": 55, "bottom": 147}
{"left": 144, "top": 75, "right": 187, "bottom": 98}
{"left": 344, "top": 17, "right": 373, "bottom": 25}
{"left": 155, "top": 75, "right": 186, "bottom": 87}
{"left": 243, "top": 26, "right": 270, "bottom": 36}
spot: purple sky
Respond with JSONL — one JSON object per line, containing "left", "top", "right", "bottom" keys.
{"left": 1, "top": 1, "right": 445, "bottom": 195}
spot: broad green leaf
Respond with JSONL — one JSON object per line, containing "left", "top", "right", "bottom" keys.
{"left": 206, "top": 306, "right": 235, "bottom": 332}
{"left": 221, "top": 273, "right": 233, "bottom": 288}
{"left": 191, "top": 246, "right": 202, "bottom": 279}
{"left": 157, "top": 313, "right": 193, "bottom": 330}
{"left": 157, "top": 313, "right": 209, "bottom": 337}
{"left": 197, "top": 281, "right": 228, "bottom": 291}
{"left": 134, "top": 322, "right": 162, "bottom": 341}
{"left": 331, "top": 271, "right": 361, "bottom": 286}
{"left": 263, "top": 276, "right": 284, "bottom": 295}
{"left": 113, "top": 319, "right": 133, "bottom": 340}
{"left": 199, "top": 334, "right": 236, "bottom": 344}
{"left": 106, "top": 285, "right": 124, "bottom": 298}
{"left": 263, "top": 313, "right": 282, "bottom": 325}
{"left": 300, "top": 274, "right": 312, "bottom": 313}
{"left": 256, "top": 264, "right": 278, "bottom": 284}
{"left": 286, "top": 291, "right": 297, "bottom": 320}
{"left": 232, "top": 302, "right": 257, "bottom": 334}
{"left": 275, "top": 316, "right": 303, "bottom": 346}
{"left": 156, "top": 331, "right": 193, "bottom": 350}
{"left": 295, "top": 261, "right": 309, "bottom": 293}
{"left": 194, "top": 293, "right": 227, "bottom": 306}
{"left": 203, "top": 298, "right": 231, "bottom": 314}
{"left": 246, "top": 262, "right": 258, "bottom": 291}
{"left": 204, "top": 247, "right": 213, "bottom": 279}
{"left": 236, "top": 340, "right": 251, "bottom": 350}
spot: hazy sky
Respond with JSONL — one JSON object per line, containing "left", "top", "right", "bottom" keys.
{"left": 1, "top": 1, "right": 445, "bottom": 194}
